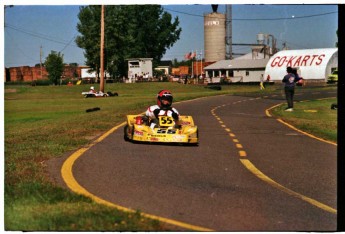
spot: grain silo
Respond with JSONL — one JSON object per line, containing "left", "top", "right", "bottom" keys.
{"left": 204, "top": 10, "right": 226, "bottom": 62}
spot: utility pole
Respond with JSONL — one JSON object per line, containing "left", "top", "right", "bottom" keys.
{"left": 4, "top": 5, "right": 14, "bottom": 26}
{"left": 200, "top": 50, "right": 202, "bottom": 78}
{"left": 191, "top": 50, "right": 194, "bottom": 78}
{"left": 100, "top": 5, "right": 105, "bottom": 92}
{"left": 225, "top": 5, "right": 233, "bottom": 60}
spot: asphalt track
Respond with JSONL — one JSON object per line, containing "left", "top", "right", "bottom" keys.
{"left": 49, "top": 88, "right": 337, "bottom": 231}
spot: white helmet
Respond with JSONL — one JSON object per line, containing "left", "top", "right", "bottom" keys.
{"left": 90, "top": 86, "right": 94, "bottom": 90}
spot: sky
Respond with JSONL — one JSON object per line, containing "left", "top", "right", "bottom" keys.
{"left": 2, "top": 2, "right": 339, "bottom": 68}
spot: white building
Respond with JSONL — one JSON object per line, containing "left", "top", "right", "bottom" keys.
{"left": 127, "top": 58, "right": 153, "bottom": 82}
{"left": 264, "top": 48, "right": 338, "bottom": 82}
{"left": 204, "top": 52, "right": 269, "bottom": 82}
{"left": 81, "top": 68, "right": 110, "bottom": 79}
{"left": 204, "top": 48, "right": 338, "bottom": 83}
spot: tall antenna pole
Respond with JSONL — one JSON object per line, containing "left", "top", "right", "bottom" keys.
{"left": 100, "top": 5, "right": 105, "bottom": 92}
{"left": 191, "top": 50, "right": 194, "bottom": 78}
{"left": 40, "top": 45, "right": 43, "bottom": 79}
{"left": 200, "top": 50, "right": 202, "bottom": 78}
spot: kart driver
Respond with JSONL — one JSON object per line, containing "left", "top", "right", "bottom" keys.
{"left": 89, "top": 86, "right": 96, "bottom": 93}
{"left": 144, "top": 90, "right": 180, "bottom": 129}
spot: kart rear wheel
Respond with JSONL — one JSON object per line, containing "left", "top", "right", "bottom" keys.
{"left": 124, "top": 125, "right": 129, "bottom": 141}
{"left": 124, "top": 125, "right": 132, "bottom": 141}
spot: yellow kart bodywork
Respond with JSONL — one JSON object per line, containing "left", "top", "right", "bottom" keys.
{"left": 124, "top": 115, "right": 198, "bottom": 145}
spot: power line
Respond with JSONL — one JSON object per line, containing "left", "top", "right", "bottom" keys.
{"left": 164, "top": 8, "right": 337, "bottom": 21}
{"left": 5, "top": 24, "right": 82, "bottom": 66}
{"left": 5, "top": 30, "right": 38, "bottom": 64}
{"left": 59, "top": 34, "right": 78, "bottom": 53}
{"left": 234, "top": 11, "right": 337, "bottom": 21}
{"left": 275, "top": 38, "right": 312, "bottom": 50}
{"left": 5, "top": 23, "right": 80, "bottom": 48}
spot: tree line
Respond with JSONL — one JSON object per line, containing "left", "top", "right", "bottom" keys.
{"left": 45, "top": 5, "right": 181, "bottom": 84}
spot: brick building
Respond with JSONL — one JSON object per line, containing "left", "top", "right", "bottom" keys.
{"left": 4, "top": 65, "right": 83, "bottom": 82}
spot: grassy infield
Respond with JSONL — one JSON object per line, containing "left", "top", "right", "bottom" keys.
{"left": 4, "top": 82, "right": 337, "bottom": 231}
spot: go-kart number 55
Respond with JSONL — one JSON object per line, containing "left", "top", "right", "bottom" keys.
{"left": 159, "top": 116, "right": 174, "bottom": 126}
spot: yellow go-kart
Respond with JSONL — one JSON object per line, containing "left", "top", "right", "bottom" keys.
{"left": 124, "top": 115, "right": 198, "bottom": 145}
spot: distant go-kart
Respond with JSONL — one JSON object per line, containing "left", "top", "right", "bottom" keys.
{"left": 81, "top": 91, "right": 118, "bottom": 98}
{"left": 124, "top": 115, "right": 198, "bottom": 145}
{"left": 82, "top": 91, "right": 108, "bottom": 98}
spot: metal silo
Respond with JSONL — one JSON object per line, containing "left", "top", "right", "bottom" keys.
{"left": 204, "top": 12, "right": 226, "bottom": 62}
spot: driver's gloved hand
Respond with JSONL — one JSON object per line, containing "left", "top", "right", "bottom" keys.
{"left": 172, "top": 112, "right": 179, "bottom": 121}
{"left": 153, "top": 109, "right": 160, "bottom": 118}
{"left": 142, "top": 115, "right": 149, "bottom": 123}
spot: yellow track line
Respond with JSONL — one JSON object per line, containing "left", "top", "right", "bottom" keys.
{"left": 266, "top": 101, "right": 337, "bottom": 146}
{"left": 240, "top": 159, "right": 337, "bottom": 214}
{"left": 276, "top": 118, "right": 337, "bottom": 146}
{"left": 61, "top": 122, "right": 213, "bottom": 232}
{"left": 212, "top": 99, "right": 337, "bottom": 214}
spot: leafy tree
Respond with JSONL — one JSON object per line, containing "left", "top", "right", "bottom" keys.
{"left": 75, "top": 6, "right": 101, "bottom": 78}
{"left": 75, "top": 5, "right": 181, "bottom": 78}
{"left": 44, "top": 51, "right": 64, "bottom": 85}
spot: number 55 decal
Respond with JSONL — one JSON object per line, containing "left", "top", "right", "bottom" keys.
{"left": 159, "top": 116, "right": 174, "bottom": 126}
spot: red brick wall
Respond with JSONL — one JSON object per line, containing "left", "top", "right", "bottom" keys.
{"left": 5, "top": 65, "right": 84, "bottom": 82}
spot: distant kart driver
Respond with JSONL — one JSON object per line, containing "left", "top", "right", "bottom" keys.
{"left": 144, "top": 90, "right": 180, "bottom": 129}
{"left": 89, "top": 86, "right": 96, "bottom": 93}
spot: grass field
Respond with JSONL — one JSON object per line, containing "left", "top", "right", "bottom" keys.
{"left": 270, "top": 98, "right": 337, "bottom": 143}
{"left": 4, "top": 82, "right": 337, "bottom": 231}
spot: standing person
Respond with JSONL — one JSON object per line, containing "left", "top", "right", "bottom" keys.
{"left": 260, "top": 74, "right": 265, "bottom": 90}
{"left": 143, "top": 90, "right": 180, "bottom": 129}
{"left": 282, "top": 67, "right": 302, "bottom": 111}
{"left": 184, "top": 75, "right": 188, "bottom": 84}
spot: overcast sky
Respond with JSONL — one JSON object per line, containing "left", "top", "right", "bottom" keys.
{"left": 2, "top": 3, "right": 338, "bottom": 67}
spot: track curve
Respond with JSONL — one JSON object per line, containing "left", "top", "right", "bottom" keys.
{"left": 58, "top": 89, "right": 337, "bottom": 231}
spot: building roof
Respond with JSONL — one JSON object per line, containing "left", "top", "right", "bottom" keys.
{"left": 204, "top": 57, "right": 270, "bottom": 70}
{"left": 233, "top": 52, "right": 268, "bottom": 60}
{"left": 126, "top": 58, "right": 153, "bottom": 61}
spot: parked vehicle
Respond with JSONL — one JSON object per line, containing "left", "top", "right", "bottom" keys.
{"left": 327, "top": 69, "right": 338, "bottom": 84}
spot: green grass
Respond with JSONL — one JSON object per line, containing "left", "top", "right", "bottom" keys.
{"left": 5, "top": 82, "right": 265, "bottom": 231}
{"left": 270, "top": 98, "right": 337, "bottom": 143}
{"left": 4, "top": 82, "right": 337, "bottom": 230}
{"left": 5, "top": 183, "right": 161, "bottom": 231}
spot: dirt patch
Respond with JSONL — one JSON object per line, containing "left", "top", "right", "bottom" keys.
{"left": 84, "top": 134, "right": 102, "bottom": 141}
{"left": 5, "top": 89, "right": 17, "bottom": 93}
{"left": 44, "top": 153, "right": 72, "bottom": 189}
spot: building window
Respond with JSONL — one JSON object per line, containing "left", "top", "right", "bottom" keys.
{"left": 246, "top": 71, "right": 249, "bottom": 76}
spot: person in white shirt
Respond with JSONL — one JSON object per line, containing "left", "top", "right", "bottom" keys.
{"left": 144, "top": 90, "right": 180, "bottom": 129}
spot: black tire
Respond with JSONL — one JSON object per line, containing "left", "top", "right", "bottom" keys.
{"left": 124, "top": 125, "right": 130, "bottom": 141}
